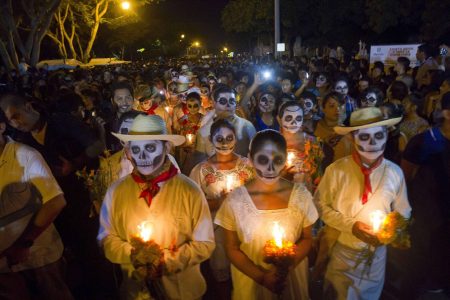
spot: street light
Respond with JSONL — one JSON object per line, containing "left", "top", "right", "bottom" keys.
{"left": 121, "top": 1, "right": 131, "bottom": 10}
{"left": 193, "top": 41, "right": 200, "bottom": 47}
{"left": 223, "top": 47, "right": 228, "bottom": 52}
{"left": 181, "top": 34, "right": 185, "bottom": 39}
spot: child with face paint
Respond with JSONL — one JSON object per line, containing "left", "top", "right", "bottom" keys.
{"left": 299, "top": 91, "right": 321, "bottom": 134}
{"left": 278, "top": 101, "right": 324, "bottom": 192}
{"left": 315, "top": 107, "right": 411, "bottom": 299}
{"left": 190, "top": 119, "right": 254, "bottom": 299}
{"left": 98, "top": 115, "right": 215, "bottom": 300}
{"left": 215, "top": 129, "right": 318, "bottom": 300}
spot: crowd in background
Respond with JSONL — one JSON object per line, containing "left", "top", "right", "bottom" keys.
{"left": 0, "top": 41, "right": 449, "bottom": 300}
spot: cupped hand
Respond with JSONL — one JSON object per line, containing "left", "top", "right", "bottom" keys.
{"left": 352, "top": 221, "right": 381, "bottom": 246}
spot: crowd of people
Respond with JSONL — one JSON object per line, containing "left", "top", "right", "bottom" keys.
{"left": 0, "top": 42, "right": 449, "bottom": 300}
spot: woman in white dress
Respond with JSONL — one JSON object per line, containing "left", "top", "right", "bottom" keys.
{"left": 190, "top": 119, "right": 254, "bottom": 299}
{"left": 215, "top": 129, "right": 318, "bottom": 300}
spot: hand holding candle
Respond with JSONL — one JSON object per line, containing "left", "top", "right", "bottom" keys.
{"left": 225, "top": 174, "right": 238, "bottom": 193}
{"left": 185, "top": 133, "right": 195, "bottom": 146}
{"left": 263, "top": 222, "right": 297, "bottom": 295}
{"left": 286, "top": 151, "right": 296, "bottom": 169}
{"left": 370, "top": 210, "right": 386, "bottom": 234}
{"left": 130, "top": 221, "right": 168, "bottom": 300}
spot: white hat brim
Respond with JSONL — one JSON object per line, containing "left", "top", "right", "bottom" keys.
{"left": 334, "top": 116, "right": 402, "bottom": 135}
{"left": 112, "top": 132, "right": 186, "bottom": 146}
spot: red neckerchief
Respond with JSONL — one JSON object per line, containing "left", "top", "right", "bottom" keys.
{"left": 131, "top": 163, "right": 178, "bottom": 207}
{"left": 145, "top": 103, "right": 159, "bottom": 115}
{"left": 351, "top": 151, "right": 383, "bottom": 205}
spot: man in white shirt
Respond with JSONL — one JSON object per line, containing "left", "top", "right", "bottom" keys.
{"left": 315, "top": 107, "right": 412, "bottom": 299}
{"left": 98, "top": 115, "right": 214, "bottom": 300}
{"left": 0, "top": 109, "right": 72, "bottom": 299}
{"left": 190, "top": 85, "right": 256, "bottom": 173}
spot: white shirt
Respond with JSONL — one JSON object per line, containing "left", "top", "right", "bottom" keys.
{"left": 0, "top": 138, "right": 64, "bottom": 272}
{"left": 314, "top": 156, "right": 411, "bottom": 250}
{"left": 98, "top": 173, "right": 215, "bottom": 300}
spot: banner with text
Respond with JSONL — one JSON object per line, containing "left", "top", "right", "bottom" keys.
{"left": 370, "top": 44, "right": 421, "bottom": 68}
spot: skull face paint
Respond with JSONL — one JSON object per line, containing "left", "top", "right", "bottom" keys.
{"left": 186, "top": 98, "right": 201, "bottom": 114}
{"left": 281, "top": 105, "right": 303, "bottom": 133}
{"left": 258, "top": 94, "right": 276, "bottom": 113}
{"left": 212, "top": 127, "right": 236, "bottom": 155}
{"left": 302, "top": 98, "right": 314, "bottom": 115}
{"left": 252, "top": 142, "right": 286, "bottom": 185}
{"left": 353, "top": 126, "right": 387, "bottom": 161}
{"left": 334, "top": 80, "right": 349, "bottom": 96}
{"left": 128, "top": 140, "right": 166, "bottom": 176}
{"left": 214, "top": 92, "right": 236, "bottom": 116}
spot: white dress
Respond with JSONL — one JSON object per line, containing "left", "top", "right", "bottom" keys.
{"left": 215, "top": 184, "right": 318, "bottom": 300}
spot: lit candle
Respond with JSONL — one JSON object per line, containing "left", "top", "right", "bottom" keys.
{"left": 272, "top": 221, "right": 285, "bottom": 248}
{"left": 165, "top": 105, "right": 173, "bottom": 115}
{"left": 136, "top": 221, "right": 153, "bottom": 242}
{"left": 370, "top": 210, "right": 386, "bottom": 233}
{"left": 225, "top": 174, "right": 237, "bottom": 193}
{"left": 286, "top": 151, "right": 296, "bottom": 168}
{"left": 186, "top": 133, "right": 195, "bottom": 145}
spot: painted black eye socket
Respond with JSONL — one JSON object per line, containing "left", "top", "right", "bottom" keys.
{"left": 257, "top": 155, "right": 269, "bottom": 165}
{"left": 226, "top": 135, "right": 235, "bottom": 142}
{"left": 358, "top": 133, "right": 370, "bottom": 141}
{"left": 375, "top": 132, "right": 385, "bottom": 139}
{"left": 145, "top": 144, "right": 156, "bottom": 152}
{"left": 131, "top": 146, "right": 140, "bottom": 154}
{"left": 218, "top": 98, "right": 236, "bottom": 106}
{"left": 284, "top": 115, "right": 293, "bottom": 122}
{"left": 295, "top": 116, "right": 303, "bottom": 122}
{"left": 216, "top": 136, "right": 224, "bottom": 143}
{"left": 274, "top": 156, "right": 285, "bottom": 165}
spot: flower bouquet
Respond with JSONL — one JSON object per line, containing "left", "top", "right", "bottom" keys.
{"left": 130, "top": 221, "right": 175, "bottom": 300}
{"left": 263, "top": 222, "right": 297, "bottom": 296}
{"left": 76, "top": 150, "right": 114, "bottom": 217}
{"left": 355, "top": 211, "right": 411, "bottom": 279}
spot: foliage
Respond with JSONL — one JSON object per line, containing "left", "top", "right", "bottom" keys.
{"left": 47, "top": 0, "right": 154, "bottom": 63}
{"left": 0, "top": 0, "right": 61, "bottom": 70}
{"left": 76, "top": 149, "right": 114, "bottom": 217}
{"left": 221, "top": 0, "right": 448, "bottom": 50}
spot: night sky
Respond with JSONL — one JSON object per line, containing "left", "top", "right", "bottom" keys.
{"left": 143, "top": 0, "right": 231, "bottom": 49}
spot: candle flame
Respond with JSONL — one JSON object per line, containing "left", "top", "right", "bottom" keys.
{"left": 370, "top": 210, "right": 386, "bottom": 233}
{"left": 226, "top": 174, "right": 237, "bottom": 193}
{"left": 186, "top": 133, "right": 195, "bottom": 144}
{"left": 286, "top": 151, "right": 295, "bottom": 167}
{"left": 137, "top": 221, "right": 153, "bottom": 242}
{"left": 272, "top": 221, "right": 285, "bottom": 248}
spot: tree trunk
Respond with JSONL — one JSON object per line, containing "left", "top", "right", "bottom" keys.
{"left": 0, "top": 40, "right": 15, "bottom": 71}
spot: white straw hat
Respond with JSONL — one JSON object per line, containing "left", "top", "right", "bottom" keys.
{"left": 112, "top": 115, "right": 186, "bottom": 145}
{"left": 334, "top": 107, "right": 402, "bottom": 135}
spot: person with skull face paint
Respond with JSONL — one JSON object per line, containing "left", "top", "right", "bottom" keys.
{"left": 98, "top": 115, "right": 215, "bottom": 300}
{"left": 134, "top": 84, "right": 172, "bottom": 134}
{"left": 278, "top": 101, "right": 324, "bottom": 192}
{"left": 190, "top": 119, "right": 254, "bottom": 299}
{"left": 191, "top": 85, "right": 256, "bottom": 174}
{"left": 334, "top": 78, "right": 358, "bottom": 121}
{"left": 215, "top": 130, "right": 318, "bottom": 300}
{"left": 299, "top": 91, "right": 320, "bottom": 134}
{"left": 175, "top": 92, "right": 204, "bottom": 173}
{"left": 315, "top": 107, "right": 411, "bottom": 299}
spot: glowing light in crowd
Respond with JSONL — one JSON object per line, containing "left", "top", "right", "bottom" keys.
{"left": 121, "top": 1, "right": 131, "bottom": 10}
